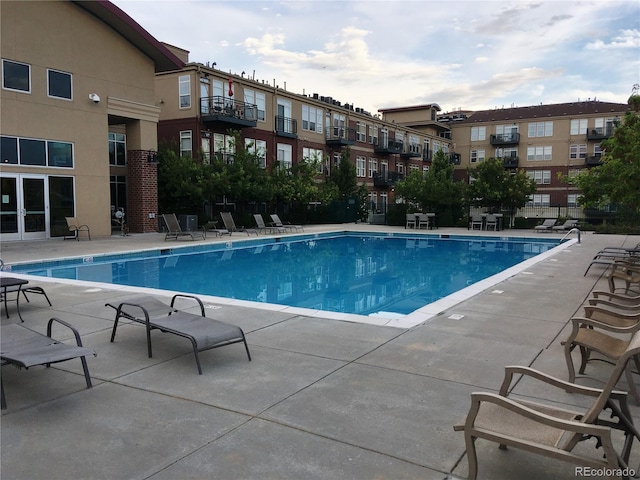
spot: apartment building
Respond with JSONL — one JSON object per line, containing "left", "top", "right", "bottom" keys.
{"left": 448, "top": 101, "right": 629, "bottom": 216}
{"left": 155, "top": 54, "right": 453, "bottom": 215}
{"left": 1, "top": 1, "right": 183, "bottom": 240}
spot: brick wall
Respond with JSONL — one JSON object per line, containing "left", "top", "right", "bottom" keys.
{"left": 127, "top": 150, "right": 158, "bottom": 233}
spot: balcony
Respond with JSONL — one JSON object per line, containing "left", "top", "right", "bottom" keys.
{"left": 373, "top": 171, "right": 404, "bottom": 188}
{"left": 585, "top": 153, "right": 603, "bottom": 166}
{"left": 490, "top": 133, "right": 520, "bottom": 146}
{"left": 400, "top": 144, "right": 422, "bottom": 159}
{"left": 449, "top": 153, "right": 461, "bottom": 165}
{"left": 200, "top": 96, "right": 257, "bottom": 127}
{"left": 499, "top": 155, "right": 519, "bottom": 168}
{"left": 325, "top": 127, "right": 356, "bottom": 146}
{"left": 586, "top": 127, "right": 614, "bottom": 141}
{"left": 275, "top": 115, "right": 297, "bottom": 138}
{"left": 374, "top": 139, "right": 403, "bottom": 155}
{"left": 423, "top": 149, "right": 433, "bottom": 162}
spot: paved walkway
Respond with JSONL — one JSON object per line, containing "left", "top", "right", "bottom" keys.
{"left": 1, "top": 226, "right": 638, "bottom": 479}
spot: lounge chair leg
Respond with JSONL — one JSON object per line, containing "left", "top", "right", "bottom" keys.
{"left": 242, "top": 333, "right": 252, "bottom": 361}
{"left": 578, "top": 345, "right": 590, "bottom": 375}
{"left": 564, "top": 341, "right": 578, "bottom": 383}
{"left": 624, "top": 367, "right": 640, "bottom": 405}
{"left": 464, "top": 433, "right": 479, "bottom": 480}
{"left": 80, "top": 356, "right": 93, "bottom": 389}
{"left": 0, "top": 373, "right": 5, "bottom": 410}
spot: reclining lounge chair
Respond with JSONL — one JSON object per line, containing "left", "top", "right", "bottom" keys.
{"left": 220, "top": 212, "right": 257, "bottom": 236}
{"left": 253, "top": 214, "right": 285, "bottom": 234}
{"left": 454, "top": 331, "right": 640, "bottom": 480}
{"left": 162, "top": 213, "right": 205, "bottom": 241}
{"left": 1, "top": 318, "right": 95, "bottom": 409}
{"left": 105, "top": 294, "right": 251, "bottom": 374}
{"left": 533, "top": 218, "right": 557, "bottom": 232}
{"left": 270, "top": 214, "right": 303, "bottom": 232}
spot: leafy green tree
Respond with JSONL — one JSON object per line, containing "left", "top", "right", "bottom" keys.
{"left": 329, "top": 147, "right": 358, "bottom": 198}
{"left": 466, "top": 157, "right": 536, "bottom": 226}
{"left": 570, "top": 110, "right": 640, "bottom": 220}
{"left": 157, "top": 144, "right": 209, "bottom": 214}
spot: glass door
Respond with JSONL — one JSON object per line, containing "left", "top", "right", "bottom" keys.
{"left": 0, "top": 174, "right": 49, "bottom": 241}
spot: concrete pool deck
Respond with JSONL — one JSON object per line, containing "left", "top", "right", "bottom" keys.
{"left": 1, "top": 225, "right": 639, "bottom": 479}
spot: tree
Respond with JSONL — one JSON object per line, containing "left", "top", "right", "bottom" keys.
{"left": 157, "top": 144, "right": 210, "bottom": 214}
{"left": 466, "top": 157, "right": 537, "bottom": 226}
{"left": 570, "top": 110, "right": 640, "bottom": 221}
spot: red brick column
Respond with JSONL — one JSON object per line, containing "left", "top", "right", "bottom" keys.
{"left": 127, "top": 150, "right": 158, "bottom": 233}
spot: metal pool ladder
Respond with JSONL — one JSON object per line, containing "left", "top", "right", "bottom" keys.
{"left": 560, "top": 227, "right": 581, "bottom": 244}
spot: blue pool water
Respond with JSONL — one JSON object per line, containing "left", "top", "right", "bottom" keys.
{"left": 11, "top": 233, "right": 561, "bottom": 316}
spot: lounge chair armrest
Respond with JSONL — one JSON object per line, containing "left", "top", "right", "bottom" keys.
{"left": 46, "top": 317, "right": 95, "bottom": 355}
{"left": 170, "top": 294, "right": 206, "bottom": 316}
{"left": 587, "top": 299, "right": 640, "bottom": 310}
{"left": 499, "top": 366, "right": 616, "bottom": 398}
{"left": 464, "top": 392, "right": 615, "bottom": 439}
{"left": 591, "top": 291, "right": 640, "bottom": 303}
{"left": 570, "top": 315, "right": 640, "bottom": 333}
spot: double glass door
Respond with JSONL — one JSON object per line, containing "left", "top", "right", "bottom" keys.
{"left": 0, "top": 174, "right": 49, "bottom": 241}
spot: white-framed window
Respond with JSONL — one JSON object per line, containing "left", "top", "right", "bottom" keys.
{"left": 332, "top": 113, "right": 346, "bottom": 137}
{"left": 356, "top": 122, "right": 366, "bottom": 142}
{"left": 302, "top": 147, "right": 323, "bottom": 173}
{"left": 408, "top": 135, "right": 420, "bottom": 155}
{"left": 527, "top": 146, "right": 552, "bottom": 161}
{"left": 380, "top": 159, "right": 388, "bottom": 173}
{"left": 244, "top": 89, "right": 265, "bottom": 121}
{"left": 1, "top": 135, "right": 74, "bottom": 168}
{"left": 528, "top": 194, "right": 550, "bottom": 206}
{"left": 594, "top": 117, "right": 616, "bottom": 135}
{"left": 471, "top": 126, "right": 486, "bottom": 141}
{"left": 396, "top": 162, "right": 404, "bottom": 174}
{"left": 470, "top": 149, "right": 485, "bottom": 163}
{"left": 356, "top": 156, "right": 366, "bottom": 177}
{"left": 179, "top": 75, "right": 191, "bottom": 108}
{"left": 496, "top": 147, "right": 518, "bottom": 159}
{"left": 423, "top": 139, "right": 431, "bottom": 159}
{"left": 109, "top": 132, "right": 126, "bottom": 166}
{"left": 395, "top": 131, "right": 405, "bottom": 144}
{"left": 277, "top": 143, "right": 292, "bottom": 170}
{"left": 245, "top": 138, "right": 267, "bottom": 168}
{"left": 369, "top": 125, "right": 378, "bottom": 145}
{"left": 2, "top": 59, "right": 30, "bottom": 93}
{"left": 277, "top": 99, "right": 293, "bottom": 133}
{"left": 433, "top": 140, "right": 441, "bottom": 153}
{"left": 568, "top": 168, "right": 581, "bottom": 179}
{"left": 47, "top": 68, "right": 72, "bottom": 100}
{"left": 301, "top": 104, "right": 322, "bottom": 133}
{"left": 569, "top": 144, "right": 587, "bottom": 159}
{"left": 594, "top": 144, "right": 603, "bottom": 156}
{"left": 368, "top": 158, "right": 378, "bottom": 178}
{"left": 213, "top": 79, "right": 234, "bottom": 108}
{"left": 570, "top": 119, "right": 587, "bottom": 135}
{"left": 214, "top": 133, "right": 235, "bottom": 163}
{"left": 528, "top": 121, "right": 553, "bottom": 137}
{"left": 409, "top": 164, "right": 419, "bottom": 172}
{"left": 441, "top": 144, "right": 449, "bottom": 154}
{"left": 567, "top": 194, "right": 579, "bottom": 207}
{"left": 180, "top": 130, "right": 192, "bottom": 157}
{"left": 496, "top": 124, "right": 519, "bottom": 135}
{"left": 423, "top": 165, "right": 430, "bottom": 174}
{"left": 527, "top": 170, "right": 551, "bottom": 185}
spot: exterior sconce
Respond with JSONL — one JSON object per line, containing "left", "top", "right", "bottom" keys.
{"left": 147, "top": 151, "right": 158, "bottom": 164}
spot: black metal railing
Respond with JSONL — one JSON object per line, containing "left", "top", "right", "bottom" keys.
{"left": 275, "top": 116, "right": 297, "bottom": 138}
{"left": 585, "top": 154, "right": 603, "bottom": 166}
{"left": 490, "top": 133, "right": 520, "bottom": 145}
{"left": 500, "top": 155, "right": 519, "bottom": 168}
{"left": 373, "top": 171, "right": 404, "bottom": 187}
{"left": 401, "top": 144, "right": 422, "bottom": 158}
{"left": 200, "top": 96, "right": 258, "bottom": 126}
{"left": 449, "top": 153, "right": 461, "bottom": 165}
{"left": 423, "top": 150, "right": 433, "bottom": 162}
{"left": 325, "top": 127, "right": 356, "bottom": 145}
{"left": 373, "top": 139, "right": 404, "bottom": 154}
{"left": 586, "top": 127, "right": 614, "bottom": 141}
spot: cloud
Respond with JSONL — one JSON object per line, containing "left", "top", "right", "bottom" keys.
{"left": 586, "top": 29, "right": 640, "bottom": 50}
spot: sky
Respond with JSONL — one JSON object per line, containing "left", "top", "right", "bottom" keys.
{"left": 111, "top": 0, "right": 640, "bottom": 115}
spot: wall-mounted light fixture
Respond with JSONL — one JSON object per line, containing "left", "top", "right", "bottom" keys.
{"left": 147, "top": 151, "right": 158, "bottom": 164}
{"left": 88, "top": 93, "right": 101, "bottom": 103}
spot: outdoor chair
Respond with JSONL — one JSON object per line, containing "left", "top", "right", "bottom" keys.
{"left": 203, "top": 220, "right": 230, "bottom": 237}
{"left": 405, "top": 214, "right": 416, "bottom": 229}
{"left": 470, "top": 215, "right": 483, "bottom": 230}
{"left": 417, "top": 214, "right": 430, "bottom": 230}
{"left": 105, "top": 294, "right": 251, "bottom": 374}
{"left": 608, "top": 262, "right": 640, "bottom": 295}
{"left": 253, "top": 214, "right": 285, "bottom": 234}
{"left": 162, "top": 213, "right": 205, "bottom": 241}
{"left": 454, "top": 331, "right": 640, "bottom": 480}
{"left": 220, "top": 212, "right": 258, "bottom": 236}
{"left": 0, "top": 259, "right": 52, "bottom": 318}
{"left": 270, "top": 214, "right": 303, "bottom": 232}
{"left": 64, "top": 217, "right": 91, "bottom": 241}
{"left": 1, "top": 318, "right": 95, "bottom": 409}
{"left": 584, "top": 254, "right": 640, "bottom": 276}
{"left": 533, "top": 218, "right": 557, "bottom": 232}
{"left": 552, "top": 219, "right": 579, "bottom": 231}
{"left": 484, "top": 214, "right": 498, "bottom": 231}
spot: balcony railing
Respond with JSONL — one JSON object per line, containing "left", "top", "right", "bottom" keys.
{"left": 449, "top": 153, "right": 461, "bottom": 165}
{"left": 400, "top": 144, "right": 422, "bottom": 158}
{"left": 586, "top": 127, "right": 614, "bottom": 141}
{"left": 325, "top": 127, "right": 356, "bottom": 146}
{"left": 490, "top": 133, "right": 520, "bottom": 145}
{"left": 585, "top": 154, "right": 603, "bottom": 166}
{"left": 499, "top": 155, "right": 519, "bottom": 168}
{"left": 423, "top": 149, "right": 433, "bottom": 162}
{"left": 373, "top": 139, "right": 404, "bottom": 155}
{"left": 200, "top": 96, "right": 258, "bottom": 127}
{"left": 275, "top": 115, "right": 297, "bottom": 138}
{"left": 373, "top": 171, "right": 404, "bottom": 187}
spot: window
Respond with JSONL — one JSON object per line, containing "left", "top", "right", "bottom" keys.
{"left": 527, "top": 170, "right": 551, "bottom": 185}
{"left": 423, "top": 165, "right": 430, "bottom": 174}
{"left": 528, "top": 121, "right": 553, "bottom": 137}
{"left": 48, "top": 141, "right": 73, "bottom": 167}
{"left": 214, "top": 133, "right": 235, "bottom": 163}
{"left": 301, "top": 104, "right": 322, "bottom": 133}
{"left": 332, "top": 113, "right": 346, "bottom": 137}
{"left": 568, "top": 168, "right": 581, "bottom": 179}
{"left": 109, "top": 133, "right": 126, "bottom": 166}
{"left": 1, "top": 136, "right": 18, "bottom": 164}
{"left": 368, "top": 158, "right": 377, "bottom": 178}
{"left": 47, "top": 69, "right": 72, "bottom": 100}
{"left": 302, "top": 147, "right": 323, "bottom": 173}
{"left": 244, "top": 89, "right": 265, "bottom": 121}
{"left": 369, "top": 125, "right": 378, "bottom": 145}
{"left": 19, "top": 138, "right": 46, "bottom": 166}
{"left": 528, "top": 194, "right": 550, "bottom": 207}
{"left": 471, "top": 126, "right": 486, "bottom": 141}
{"left": 110, "top": 175, "right": 127, "bottom": 217}
{"left": 356, "top": 122, "right": 366, "bottom": 142}
{"left": 179, "top": 75, "right": 191, "bottom": 108}
{"left": 594, "top": 144, "right": 602, "bottom": 156}
{"left": 356, "top": 156, "right": 366, "bottom": 177}
{"left": 246, "top": 138, "right": 267, "bottom": 168}
{"left": 496, "top": 147, "right": 518, "bottom": 159}
{"left": 409, "top": 164, "right": 419, "bottom": 172}
{"left": 277, "top": 143, "right": 292, "bottom": 170}
{"left": 470, "top": 149, "right": 485, "bottom": 163}
{"left": 396, "top": 162, "right": 404, "bottom": 174}
{"left": 433, "top": 140, "right": 441, "bottom": 152}
{"left": 569, "top": 144, "right": 587, "bottom": 159}
{"left": 527, "top": 146, "right": 552, "bottom": 161}
{"left": 570, "top": 119, "right": 587, "bottom": 135}
{"left": 408, "top": 135, "right": 420, "bottom": 154}
{"left": 496, "top": 124, "right": 519, "bottom": 135}
{"left": 567, "top": 194, "right": 579, "bottom": 207}
{"left": 213, "top": 79, "right": 233, "bottom": 109}
{"left": 1, "top": 135, "right": 73, "bottom": 167}
{"left": 594, "top": 117, "right": 616, "bottom": 136}
{"left": 180, "top": 130, "right": 192, "bottom": 157}
{"left": 2, "top": 59, "right": 30, "bottom": 93}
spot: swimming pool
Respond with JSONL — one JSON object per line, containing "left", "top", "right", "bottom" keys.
{"left": 10, "top": 232, "right": 564, "bottom": 321}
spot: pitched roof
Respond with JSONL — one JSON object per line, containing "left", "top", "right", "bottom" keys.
{"left": 458, "top": 101, "right": 629, "bottom": 124}
{"left": 72, "top": 1, "right": 184, "bottom": 73}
